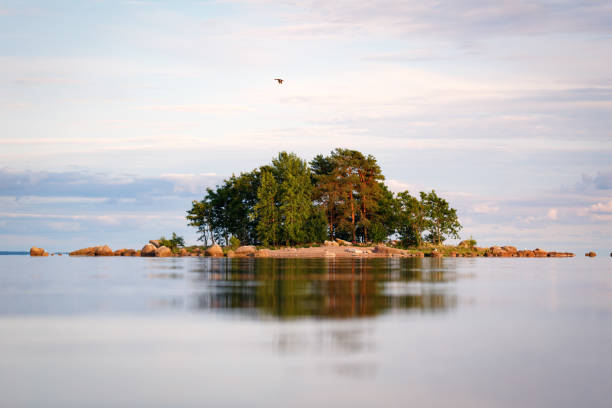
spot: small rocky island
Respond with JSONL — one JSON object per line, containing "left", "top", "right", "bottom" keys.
{"left": 30, "top": 239, "right": 575, "bottom": 259}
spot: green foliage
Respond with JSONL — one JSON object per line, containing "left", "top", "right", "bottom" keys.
{"left": 159, "top": 232, "right": 185, "bottom": 252}
{"left": 273, "top": 152, "right": 315, "bottom": 245}
{"left": 187, "top": 149, "right": 462, "bottom": 249}
{"left": 254, "top": 170, "right": 279, "bottom": 246}
{"left": 229, "top": 236, "right": 241, "bottom": 250}
{"left": 310, "top": 148, "right": 385, "bottom": 243}
{"left": 468, "top": 236, "right": 477, "bottom": 248}
{"left": 186, "top": 200, "right": 213, "bottom": 246}
{"left": 395, "top": 191, "right": 426, "bottom": 247}
{"left": 420, "top": 190, "right": 462, "bottom": 245}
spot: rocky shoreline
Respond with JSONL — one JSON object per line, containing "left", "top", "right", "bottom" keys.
{"left": 28, "top": 239, "right": 581, "bottom": 259}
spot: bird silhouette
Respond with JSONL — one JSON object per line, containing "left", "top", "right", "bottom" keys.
{"left": 274, "top": 78, "right": 284, "bottom": 84}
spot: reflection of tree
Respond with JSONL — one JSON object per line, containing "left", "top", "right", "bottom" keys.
{"left": 187, "top": 258, "right": 457, "bottom": 319}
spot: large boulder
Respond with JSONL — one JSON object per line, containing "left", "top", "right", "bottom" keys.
{"left": 141, "top": 244, "right": 157, "bottom": 257}
{"left": 30, "top": 247, "right": 47, "bottom": 256}
{"left": 533, "top": 248, "right": 548, "bottom": 257}
{"left": 179, "top": 248, "right": 188, "bottom": 257}
{"left": 373, "top": 245, "right": 408, "bottom": 256}
{"left": 149, "top": 240, "right": 161, "bottom": 248}
{"left": 502, "top": 246, "right": 517, "bottom": 254}
{"left": 155, "top": 246, "right": 172, "bottom": 257}
{"left": 585, "top": 251, "right": 596, "bottom": 257}
{"left": 69, "top": 246, "right": 97, "bottom": 256}
{"left": 205, "top": 244, "right": 224, "bottom": 257}
{"left": 324, "top": 240, "right": 339, "bottom": 247}
{"left": 457, "top": 240, "right": 471, "bottom": 248}
{"left": 235, "top": 245, "right": 256, "bottom": 256}
{"left": 335, "top": 238, "right": 352, "bottom": 246}
{"left": 254, "top": 249, "right": 271, "bottom": 258}
{"left": 114, "top": 248, "right": 136, "bottom": 256}
{"left": 94, "top": 245, "right": 113, "bottom": 256}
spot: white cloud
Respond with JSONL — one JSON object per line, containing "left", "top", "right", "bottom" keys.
{"left": 160, "top": 173, "right": 221, "bottom": 194}
{"left": 473, "top": 203, "right": 500, "bottom": 214}
{"left": 588, "top": 200, "right": 612, "bottom": 214}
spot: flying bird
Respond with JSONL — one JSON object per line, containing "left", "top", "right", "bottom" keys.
{"left": 274, "top": 78, "right": 284, "bottom": 84}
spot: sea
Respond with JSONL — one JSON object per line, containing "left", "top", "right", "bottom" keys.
{"left": 0, "top": 255, "right": 610, "bottom": 407}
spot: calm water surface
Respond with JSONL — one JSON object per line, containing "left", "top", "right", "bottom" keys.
{"left": 0, "top": 256, "right": 611, "bottom": 407}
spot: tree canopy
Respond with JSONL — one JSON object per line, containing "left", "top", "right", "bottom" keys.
{"left": 187, "top": 149, "right": 462, "bottom": 247}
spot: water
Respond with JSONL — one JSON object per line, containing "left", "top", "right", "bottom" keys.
{"left": 0, "top": 256, "right": 610, "bottom": 407}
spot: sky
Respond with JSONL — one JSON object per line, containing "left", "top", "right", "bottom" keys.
{"left": 1, "top": 0, "right": 611, "bottom": 253}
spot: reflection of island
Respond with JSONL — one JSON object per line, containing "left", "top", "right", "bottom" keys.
{"left": 185, "top": 258, "right": 457, "bottom": 319}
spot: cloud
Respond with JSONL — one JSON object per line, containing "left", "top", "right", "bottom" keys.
{"left": 473, "top": 203, "right": 500, "bottom": 214}
{"left": 136, "top": 104, "right": 255, "bottom": 114}
{"left": 575, "top": 171, "right": 612, "bottom": 191}
{"left": 231, "top": 0, "right": 612, "bottom": 39}
{"left": 0, "top": 168, "right": 219, "bottom": 199}
{"left": 160, "top": 173, "right": 220, "bottom": 194}
{"left": 587, "top": 200, "right": 612, "bottom": 214}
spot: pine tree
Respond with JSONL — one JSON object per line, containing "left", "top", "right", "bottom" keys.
{"left": 254, "top": 171, "right": 279, "bottom": 246}
{"left": 273, "top": 152, "right": 315, "bottom": 245}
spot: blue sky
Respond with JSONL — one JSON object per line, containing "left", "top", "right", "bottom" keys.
{"left": 1, "top": 0, "right": 611, "bottom": 252}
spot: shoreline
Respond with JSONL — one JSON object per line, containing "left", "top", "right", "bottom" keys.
{"left": 29, "top": 241, "right": 579, "bottom": 258}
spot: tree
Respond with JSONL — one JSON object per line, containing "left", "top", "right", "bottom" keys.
{"left": 420, "top": 190, "right": 461, "bottom": 245}
{"left": 312, "top": 149, "right": 384, "bottom": 243}
{"left": 368, "top": 183, "right": 396, "bottom": 243}
{"left": 355, "top": 154, "right": 385, "bottom": 242}
{"left": 159, "top": 232, "right": 185, "bottom": 252}
{"left": 395, "top": 191, "right": 426, "bottom": 247}
{"left": 272, "top": 152, "right": 314, "bottom": 245}
{"left": 310, "top": 154, "right": 340, "bottom": 239}
{"left": 254, "top": 170, "right": 280, "bottom": 246}
{"left": 186, "top": 199, "right": 214, "bottom": 246}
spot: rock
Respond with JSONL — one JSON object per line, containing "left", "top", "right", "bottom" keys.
{"left": 226, "top": 250, "right": 236, "bottom": 258}
{"left": 94, "top": 245, "right": 113, "bottom": 256}
{"left": 335, "top": 238, "right": 352, "bottom": 246}
{"left": 345, "top": 248, "right": 362, "bottom": 254}
{"left": 235, "top": 245, "right": 256, "bottom": 256}
{"left": 373, "top": 245, "right": 408, "bottom": 256}
{"left": 533, "top": 248, "right": 548, "bottom": 257}
{"left": 205, "top": 244, "right": 224, "bottom": 257}
{"left": 502, "top": 246, "right": 517, "bottom": 253}
{"left": 449, "top": 252, "right": 457, "bottom": 257}
{"left": 141, "top": 244, "right": 157, "bottom": 257}
{"left": 30, "top": 247, "right": 46, "bottom": 256}
{"left": 458, "top": 240, "right": 471, "bottom": 248}
{"left": 324, "top": 240, "right": 339, "bottom": 247}
{"left": 70, "top": 245, "right": 114, "bottom": 256}
{"left": 155, "top": 246, "right": 172, "bottom": 257}
{"left": 432, "top": 252, "right": 443, "bottom": 258}
{"left": 585, "top": 251, "right": 596, "bottom": 257}
{"left": 149, "top": 240, "right": 161, "bottom": 248}
{"left": 179, "top": 248, "right": 188, "bottom": 257}
{"left": 254, "top": 249, "right": 271, "bottom": 258}
{"left": 69, "top": 246, "right": 97, "bottom": 256}
{"left": 114, "top": 249, "right": 135, "bottom": 256}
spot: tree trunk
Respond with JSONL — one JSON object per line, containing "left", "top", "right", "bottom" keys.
{"left": 350, "top": 191, "right": 356, "bottom": 242}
